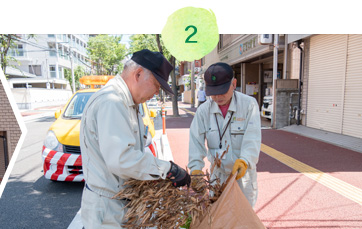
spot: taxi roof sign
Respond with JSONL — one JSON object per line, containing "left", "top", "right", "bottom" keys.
{"left": 79, "top": 75, "right": 115, "bottom": 88}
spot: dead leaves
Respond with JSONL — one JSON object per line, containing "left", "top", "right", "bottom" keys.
{"left": 112, "top": 169, "right": 226, "bottom": 228}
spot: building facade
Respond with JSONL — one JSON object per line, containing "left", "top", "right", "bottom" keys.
{"left": 211, "top": 34, "right": 288, "bottom": 108}
{"left": 5, "top": 34, "right": 91, "bottom": 109}
{"left": 201, "top": 34, "right": 362, "bottom": 139}
{"left": 301, "top": 34, "right": 362, "bottom": 139}
{"left": 177, "top": 59, "right": 203, "bottom": 104}
{"left": 0, "top": 81, "right": 21, "bottom": 181}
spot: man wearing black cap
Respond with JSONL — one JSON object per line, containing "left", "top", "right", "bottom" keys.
{"left": 188, "top": 62, "right": 261, "bottom": 208}
{"left": 80, "top": 49, "right": 190, "bottom": 228}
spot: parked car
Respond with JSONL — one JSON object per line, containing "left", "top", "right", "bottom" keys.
{"left": 146, "top": 97, "right": 158, "bottom": 107}
{"left": 261, "top": 95, "right": 273, "bottom": 120}
{"left": 42, "top": 77, "right": 159, "bottom": 182}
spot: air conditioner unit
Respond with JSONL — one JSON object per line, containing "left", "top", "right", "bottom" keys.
{"left": 258, "top": 34, "right": 273, "bottom": 45}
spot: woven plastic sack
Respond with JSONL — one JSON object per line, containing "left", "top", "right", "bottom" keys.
{"left": 191, "top": 173, "right": 265, "bottom": 229}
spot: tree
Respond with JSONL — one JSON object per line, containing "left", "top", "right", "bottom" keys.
{"left": 129, "top": 34, "right": 172, "bottom": 61}
{"left": 0, "top": 34, "right": 34, "bottom": 75}
{"left": 64, "top": 65, "right": 85, "bottom": 91}
{"left": 87, "top": 35, "right": 127, "bottom": 75}
{"left": 129, "top": 34, "right": 180, "bottom": 116}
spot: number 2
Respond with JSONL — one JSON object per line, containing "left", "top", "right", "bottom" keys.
{"left": 185, "top": 25, "right": 197, "bottom": 43}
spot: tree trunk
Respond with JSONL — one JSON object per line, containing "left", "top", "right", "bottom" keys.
{"left": 170, "top": 56, "right": 179, "bottom": 117}
{"left": 155, "top": 34, "right": 164, "bottom": 103}
{"left": 156, "top": 35, "right": 163, "bottom": 54}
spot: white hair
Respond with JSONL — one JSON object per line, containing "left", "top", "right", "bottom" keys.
{"left": 123, "top": 59, "right": 152, "bottom": 80}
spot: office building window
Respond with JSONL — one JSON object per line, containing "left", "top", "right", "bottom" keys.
{"left": 58, "top": 67, "right": 63, "bottom": 79}
{"left": 17, "top": 44, "right": 24, "bottom": 56}
{"left": 48, "top": 43, "right": 56, "bottom": 57}
{"left": 48, "top": 34, "right": 55, "bottom": 38}
{"left": 29, "top": 65, "right": 42, "bottom": 76}
{"left": 49, "top": 65, "right": 56, "bottom": 78}
{"left": 9, "top": 44, "right": 24, "bottom": 57}
{"left": 58, "top": 46, "right": 63, "bottom": 58}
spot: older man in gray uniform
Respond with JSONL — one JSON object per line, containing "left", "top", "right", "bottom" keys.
{"left": 80, "top": 49, "right": 190, "bottom": 228}
{"left": 188, "top": 62, "right": 261, "bottom": 207}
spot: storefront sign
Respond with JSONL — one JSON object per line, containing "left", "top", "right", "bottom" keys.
{"left": 239, "top": 37, "right": 257, "bottom": 55}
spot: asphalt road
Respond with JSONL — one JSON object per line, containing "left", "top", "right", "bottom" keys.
{"left": 0, "top": 116, "right": 83, "bottom": 229}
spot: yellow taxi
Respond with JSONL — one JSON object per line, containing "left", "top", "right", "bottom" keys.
{"left": 42, "top": 76, "right": 158, "bottom": 182}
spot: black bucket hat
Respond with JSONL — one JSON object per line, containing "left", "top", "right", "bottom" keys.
{"left": 131, "top": 49, "right": 174, "bottom": 95}
{"left": 204, "top": 62, "right": 233, "bottom": 96}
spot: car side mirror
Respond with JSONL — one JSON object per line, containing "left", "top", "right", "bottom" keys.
{"left": 150, "top": 109, "right": 157, "bottom": 118}
{"left": 54, "top": 109, "right": 61, "bottom": 119}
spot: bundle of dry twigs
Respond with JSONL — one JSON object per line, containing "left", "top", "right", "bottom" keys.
{"left": 112, "top": 170, "right": 225, "bottom": 228}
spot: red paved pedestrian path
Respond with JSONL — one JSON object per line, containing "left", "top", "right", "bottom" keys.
{"left": 166, "top": 107, "right": 362, "bottom": 228}
{"left": 261, "top": 129, "right": 362, "bottom": 189}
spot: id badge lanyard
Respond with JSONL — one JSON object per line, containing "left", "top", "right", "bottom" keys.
{"left": 215, "top": 111, "right": 234, "bottom": 149}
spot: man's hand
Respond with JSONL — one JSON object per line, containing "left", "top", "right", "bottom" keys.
{"left": 231, "top": 159, "right": 248, "bottom": 180}
{"left": 191, "top": 170, "right": 206, "bottom": 192}
{"left": 166, "top": 161, "right": 191, "bottom": 187}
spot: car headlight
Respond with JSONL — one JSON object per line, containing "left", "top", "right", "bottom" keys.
{"left": 44, "top": 130, "right": 63, "bottom": 152}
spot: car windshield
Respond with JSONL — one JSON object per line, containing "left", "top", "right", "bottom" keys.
{"left": 63, "top": 92, "right": 94, "bottom": 119}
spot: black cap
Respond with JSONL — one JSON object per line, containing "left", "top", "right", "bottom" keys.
{"left": 204, "top": 62, "right": 233, "bottom": 96}
{"left": 131, "top": 49, "right": 174, "bottom": 95}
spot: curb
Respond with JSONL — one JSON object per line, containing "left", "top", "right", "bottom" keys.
{"left": 22, "top": 111, "right": 55, "bottom": 123}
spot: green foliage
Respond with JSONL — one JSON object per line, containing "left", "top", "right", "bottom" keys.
{"left": 0, "top": 34, "right": 35, "bottom": 75}
{"left": 129, "top": 34, "right": 159, "bottom": 53}
{"left": 180, "top": 214, "right": 192, "bottom": 229}
{"left": 128, "top": 34, "right": 179, "bottom": 65}
{"left": 64, "top": 65, "right": 86, "bottom": 91}
{"left": 87, "top": 35, "right": 127, "bottom": 75}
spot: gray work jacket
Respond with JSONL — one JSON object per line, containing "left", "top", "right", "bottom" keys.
{"left": 80, "top": 75, "right": 171, "bottom": 199}
{"left": 188, "top": 91, "right": 261, "bottom": 206}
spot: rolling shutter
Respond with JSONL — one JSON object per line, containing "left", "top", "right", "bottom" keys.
{"left": 307, "top": 35, "right": 347, "bottom": 133}
{"left": 342, "top": 35, "right": 362, "bottom": 138}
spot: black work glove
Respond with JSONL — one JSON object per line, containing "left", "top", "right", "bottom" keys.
{"left": 166, "top": 161, "right": 191, "bottom": 188}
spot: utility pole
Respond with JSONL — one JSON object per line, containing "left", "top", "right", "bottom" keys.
{"left": 170, "top": 56, "right": 180, "bottom": 117}
{"left": 69, "top": 47, "right": 75, "bottom": 94}
{"left": 191, "top": 61, "right": 195, "bottom": 108}
{"left": 44, "top": 49, "right": 50, "bottom": 89}
{"left": 272, "top": 34, "right": 279, "bottom": 128}
{"left": 283, "top": 34, "right": 288, "bottom": 79}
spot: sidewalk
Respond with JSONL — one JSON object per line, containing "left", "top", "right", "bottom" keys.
{"left": 281, "top": 124, "right": 362, "bottom": 154}
{"left": 20, "top": 105, "right": 64, "bottom": 122}
{"left": 164, "top": 106, "right": 362, "bottom": 228}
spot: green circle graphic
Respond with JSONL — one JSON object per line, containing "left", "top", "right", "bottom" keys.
{"left": 162, "top": 7, "right": 219, "bottom": 61}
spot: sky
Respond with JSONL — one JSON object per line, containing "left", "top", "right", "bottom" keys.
{"left": 120, "top": 35, "right": 131, "bottom": 49}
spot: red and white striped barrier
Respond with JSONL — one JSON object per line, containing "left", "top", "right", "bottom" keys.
{"left": 42, "top": 146, "right": 84, "bottom": 182}
{"left": 42, "top": 139, "right": 159, "bottom": 182}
